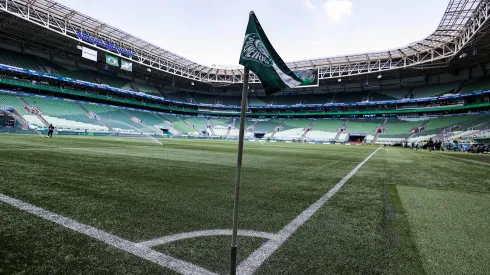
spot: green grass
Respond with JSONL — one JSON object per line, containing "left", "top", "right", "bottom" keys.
{"left": 398, "top": 186, "right": 490, "bottom": 275}
{"left": 0, "top": 135, "right": 489, "bottom": 274}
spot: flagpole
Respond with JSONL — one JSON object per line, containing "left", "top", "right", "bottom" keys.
{"left": 230, "top": 67, "right": 249, "bottom": 275}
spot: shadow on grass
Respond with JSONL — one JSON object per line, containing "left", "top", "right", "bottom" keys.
{"left": 383, "top": 184, "right": 426, "bottom": 275}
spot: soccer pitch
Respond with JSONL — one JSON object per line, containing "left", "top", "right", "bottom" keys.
{"left": 0, "top": 135, "right": 489, "bottom": 275}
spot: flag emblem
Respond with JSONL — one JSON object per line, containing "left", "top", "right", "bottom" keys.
{"left": 241, "top": 34, "right": 272, "bottom": 66}
{"left": 239, "top": 12, "right": 302, "bottom": 95}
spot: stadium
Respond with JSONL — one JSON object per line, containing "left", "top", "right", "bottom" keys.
{"left": 0, "top": 0, "right": 489, "bottom": 274}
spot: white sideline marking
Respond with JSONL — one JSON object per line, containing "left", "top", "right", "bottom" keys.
{"left": 137, "top": 229, "right": 275, "bottom": 248}
{"left": 0, "top": 194, "right": 218, "bottom": 275}
{"left": 237, "top": 147, "right": 382, "bottom": 275}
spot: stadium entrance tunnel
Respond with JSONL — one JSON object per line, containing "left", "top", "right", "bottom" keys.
{"left": 348, "top": 134, "right": 366, "bottom": 142}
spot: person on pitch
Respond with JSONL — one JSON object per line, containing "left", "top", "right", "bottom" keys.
{"left": 47, "top": 124, "right": 55, "bottom": 138}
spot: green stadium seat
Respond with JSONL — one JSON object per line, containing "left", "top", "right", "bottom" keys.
{"left": 412, "top": 82, "right": 461, "bottom": 98}
{"left": 380, "top": 119, "right": 426, "bottom": 138}
{"left": 346, "top": 119, "right": 383, "bottom": 134}
{"left": 0, "top": 50, "right": 43, "bottom": 71}
{"left": 0, "top": 93, "right": 29, "bottom": 115}
{"left": 459, "top": 77, "right": 490, "bottom": 94}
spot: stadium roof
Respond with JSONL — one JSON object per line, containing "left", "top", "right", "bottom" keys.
{"left": 0, "top": 0, "right": 489, "bottom": 84}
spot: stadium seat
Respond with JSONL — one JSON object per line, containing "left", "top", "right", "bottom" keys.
{"left": 346, "top": 120, "right": 383, "bottom": 134}
{"left": 380, "top": 119, "right": 426, "bottom": 138}
{"left": 0, "top": 93, "right": 29, "bottom": 115}
{"left": 459, "top": 77, "right": 490, "bottom": 94}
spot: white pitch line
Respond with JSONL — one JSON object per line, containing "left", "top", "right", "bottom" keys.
{"left": 137, "top": 229, "right": 276, "bottom": 248}
{"left": 0, "top": 194, "right": 218, "bottom": 275}
{"left": 237, "top": 147, "right": 382, "bottom": 275}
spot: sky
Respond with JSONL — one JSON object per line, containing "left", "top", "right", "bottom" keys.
{"left": 56, "top": 0, "right": 450, "bottom": 67}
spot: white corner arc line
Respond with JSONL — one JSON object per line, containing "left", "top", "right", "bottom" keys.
{"left": 137, "top": 230, "right": 276, "bottom": 248}
{"left": 237, "top": 147, "right": 382, "bottom": 275}
{"left": 0, "top": 194, "right": 218, "bottom": 275}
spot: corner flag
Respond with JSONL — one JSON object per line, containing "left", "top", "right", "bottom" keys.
{"left": 230, "top": 11, "right": 301, "bottom": 275}
{"left": 239, "top": 12, "right": 302, "bottom": 95}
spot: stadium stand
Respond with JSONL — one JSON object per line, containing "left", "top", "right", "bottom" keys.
{"left": 334, "top": 92, "right": 365, "bottom": 103}
{"left": 282, "top": 119, "right": 311, "bottom": 130}
{"left": 162, "top": 92, "right": 190, "bottom": 102}
{"left": 346, "top": 119, "right": 383, "bottom": 134}
{"left": 0, "top": 93, "right": 29, "bottom": 114}
{"left": 95, "top": 73, "right": 127, "bottom": 88}
{"left": 43, "top": 63, "right": 94, "bottom": 83}
{"left": 158, "top": 114, "right": 194, "bottom": 134}
{"left": 185, "top": 117, "right": 208, "bottom": 131}
{"left": 377, "top": 89, "right": 409, "bottom": 100}
{"left": 253, "top": 120, "right": 281, "bottom": 133}
{"left": 459, "top": 77, "right": 490, "bottom": 94}
{"left": 128, "top": 82, "right": 162, "bottom": 95}
{"left": 412, "top": 82, "right": 461, "bottom": 98}
{"left": 82, "top": 104, "right": 136, "bottom": 131}
{"left": 412, "top": 115, "right": 474, "bottom": 137}
{"left": 190, "top": 93, "right": 217, "bottom": 105}
{"left": 17, "top": 95, "right": 108, "bottom": 131}
{"left": 380, "top": 119, "right": 426, "bottom": 138}
{"left": 0, "top": 50, "right": 43, "bottom": 71}
{"left": 124, "top": 110, "right": 165, "bottom": 127}
{"left": 312, "top": 120, "right": 344, "bottom": 132}
{"left": 273, "top": 95, "right": 301, "bottom": 105}
{"left": 248, "top": 97, "right": 269, "bottom": 106}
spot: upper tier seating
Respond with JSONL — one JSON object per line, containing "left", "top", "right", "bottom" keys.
{"left": 412, "top": 82, "right": 461, "bottom": 98}
{"left": 459, "top": 77, "right": 490, "bottom": 94}
{"left": 45, "top": 63, "right": 94, "bottom": 83}
{"left": 377, "top": 89, "right": 409, "bottom": 100}
{"left": 0, "top": 50, "right": 43, "bottom": 71}
{"left": 248, "top": 97, "right": 269, "bottom": 106}
{"left": 163, "top": 92, "right": 190, "bottom": 102}
{"left": 2, "top": 49, "right": 490, "bottom": 106}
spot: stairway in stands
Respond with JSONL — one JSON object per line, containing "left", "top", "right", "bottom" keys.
{"left": 18, "top": 96, "right": 49, "bottom": 126}
{"left": 78, "top": 104, "right": 112, "bottom": 130}
{"left": 153, "top": 114, "right": 181, "bottom": 135}
{"left": 207, "top": 119, "right": 216, "bottom": 136}
{"left": 270, "top": 121, "right": 285, "bottom": 138}
{"left": 372, "top": 119, "right": 388, "bottom": 143}
{"left": 407, "top": 120, "right": 431, "bottom": 139}
{"left": 335, "top": 120, "right": 349, "bottom": 140}
{"left": 226, "top": 119, "right": 237, "bottom": 138}
{"left": 247, "top": 121, "right": 258, "bottom": 131}
{"left": 300, "top": 120, "right": 315, "bottom": 139}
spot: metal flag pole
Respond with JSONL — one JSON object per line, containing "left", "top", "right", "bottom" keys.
{"left": 230, "top": 67, "right": 250, "bottom": 275}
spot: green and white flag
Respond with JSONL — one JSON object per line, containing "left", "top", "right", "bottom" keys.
{"left": 105, "top": 54, "right": 119, "bottom": 67}
{"left": 239, "top": 12, "right": 302, "bottom": 95}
